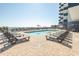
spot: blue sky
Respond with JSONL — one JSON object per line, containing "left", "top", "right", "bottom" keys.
{"left": 0, "top": 3, "right": 59, "bottom": 27}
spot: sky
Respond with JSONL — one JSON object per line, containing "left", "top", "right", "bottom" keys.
{"left": 0, "top": 3, "right": 59, "bottom": 27}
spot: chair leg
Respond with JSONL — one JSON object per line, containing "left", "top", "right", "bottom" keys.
{"left": 46, "top": 36, "right": 49, "bottom": 40}
{"left": 57, "top": 38, "right": 62, "bottom": 43}
{"left": 25, "top": 36, "right": 30, "bottom": 41}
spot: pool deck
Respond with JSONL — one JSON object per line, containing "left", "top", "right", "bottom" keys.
{"left": 0, "top": 31, "right": 79, "bottom": 56}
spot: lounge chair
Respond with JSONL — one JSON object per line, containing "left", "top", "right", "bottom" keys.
{"left": 46, "top": 30, "right": 69, "bottom": 43}
{"left": 15, "top": 35, "right": 30, "bottom": 42}
{"left": 57, "top": 31, "right": 69, "bottom": 43}
{"left": 1, "top": 31, "right": 30, "bottom": 48}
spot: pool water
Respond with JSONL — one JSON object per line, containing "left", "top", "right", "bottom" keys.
{"left": 25, "top": 30, "right": 57, "bottom": 36}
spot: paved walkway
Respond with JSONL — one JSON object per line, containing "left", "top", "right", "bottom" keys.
{"left": 0, "top": 34, "right": 72, "bottom": 56}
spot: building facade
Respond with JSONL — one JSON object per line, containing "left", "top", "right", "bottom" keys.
{"left": 59, "top": 3, "right": 79, "bottom": 32}
{"left": 59, "top": 3, "right": 68, "bottom": 29}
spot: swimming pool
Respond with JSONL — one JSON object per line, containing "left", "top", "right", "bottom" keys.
{"left": 25, "top": 30, "right": 57, "bottom": 36}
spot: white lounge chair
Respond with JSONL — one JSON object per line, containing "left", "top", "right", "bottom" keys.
{"left": 46, "top": 30, "right": 68, "bottom": 43}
